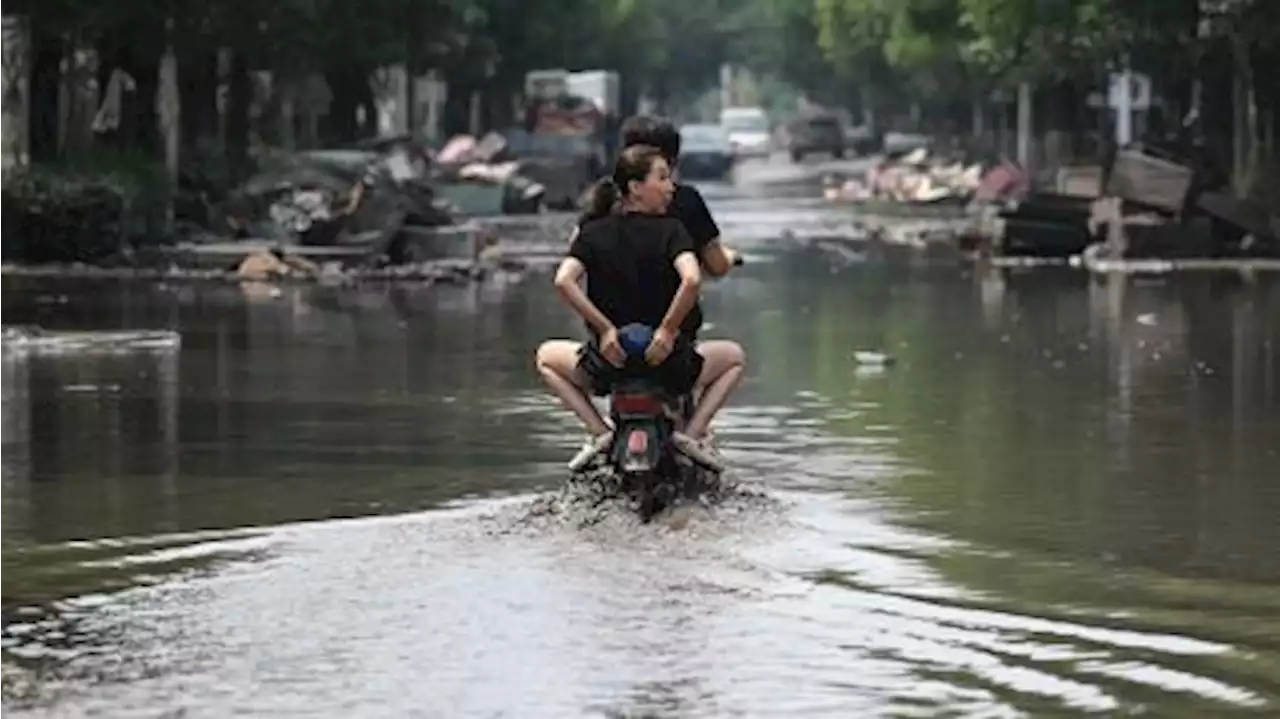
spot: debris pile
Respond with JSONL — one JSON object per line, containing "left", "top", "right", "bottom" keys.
{"left": 432, "top": 132, "right": 548, "bottom": 215}
{"left": 229, "top": 140, "right": 453, "bottom": 247}
{"left": 1085, "top": 143, "right": 1279, "bottom": 262}
{"left": 823, "top": 148, "right": 993, "bottom": 205}
{"left": 3, "top": 124, "right": 598, "bottom": 283}
{"left": 997, "top": 142, "right": 1279, "bottom": 263}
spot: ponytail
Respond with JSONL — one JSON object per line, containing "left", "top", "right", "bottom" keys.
{"left": 579, "top": 177, "right": 620, "bottom": 225}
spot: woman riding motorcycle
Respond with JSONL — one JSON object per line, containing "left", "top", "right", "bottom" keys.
{"left": 535, "top": 144, "right": 746, "bottom": 472}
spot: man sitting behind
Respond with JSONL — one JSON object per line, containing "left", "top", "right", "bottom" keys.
{"left": 617, "top": 116, "right": 742, "bottom": 278}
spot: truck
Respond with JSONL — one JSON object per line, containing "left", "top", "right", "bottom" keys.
{"left": 517, "top": 69, "right": 622, "bottom": 208}
{"left": 566, "top": 71, "right": 620, "bottom": 120}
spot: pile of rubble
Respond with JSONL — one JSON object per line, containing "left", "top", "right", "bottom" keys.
{"left": 997, "top": 143, "right": 1280, "bottom": 263}
{"left": 822, "top": 148, "right": 995, "bottom": 205}
{"left": 1085, "top": 144, "right": 1279, "bottom": 262}
{"left": 3, "top": 128, "right": 590, "bottom": 283}
{"left": 216, "top": 130, "right": 586, "bottom": 252}
{"left": 817, "top": 134, "right": 1279, "bottom": 266}
{"left": 434, "top": 129, "right": 601, "bottom": 214}
{"left": 179, "top": 134, "right": 570, "bottom": 282}
{"left": 433, "top": 132, "right": 549, "bottom": 215}
{"left": 224, "top": 137, "right": 454, "bottom": 262}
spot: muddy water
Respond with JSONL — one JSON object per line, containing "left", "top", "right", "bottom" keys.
{"left": 3, "top": 219, "right": 1280, "bottom": 716}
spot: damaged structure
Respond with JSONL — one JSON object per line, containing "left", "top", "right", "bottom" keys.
{"left": 995, "top": 142, "right": 1279, "bottom": 265}
{"left": 819, "top": 138, "right": 1279, "bottom": 269}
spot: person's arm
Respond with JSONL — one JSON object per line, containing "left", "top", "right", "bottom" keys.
{"left": 658, "top": 224, "right": 702, "bottom": 334}
{"left": 678, "top": 185, "right": 738, "bottom": 278}
{"left": 553, "top": 238, "right": 614, "bottom": 336}
{"left": 658, "top": 252, "right": 702, "bottom": 333}
{"left": 700, "top": 239, "right": 740, "bottom": 277}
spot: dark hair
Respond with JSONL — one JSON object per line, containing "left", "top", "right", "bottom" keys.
{"left": 579, "top": 145, "right": 668, "bottom": 224}
{"left": 620, "top": 115, "right": 681, "bottom": 163}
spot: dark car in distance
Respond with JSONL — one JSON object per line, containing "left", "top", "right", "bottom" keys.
{"left": 677, "top": 124, "right": 735, "bottom": 180}
{"left": 785, "top": 114, "right": 846, "bottom": 163}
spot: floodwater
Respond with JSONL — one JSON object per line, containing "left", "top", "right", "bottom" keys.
{"left": 3, "top": 197, "right": 1280, "bottom": 717}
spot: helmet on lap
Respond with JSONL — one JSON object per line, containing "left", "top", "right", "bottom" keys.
{"left": 617, "top": 323, "right": 654, "bottom": 360}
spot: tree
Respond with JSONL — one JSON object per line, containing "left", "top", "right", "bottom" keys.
{"left": 730, "top": 0, "right": 845, "bottom": 105}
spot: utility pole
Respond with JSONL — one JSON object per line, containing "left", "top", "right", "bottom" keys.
{"left": 719, "top": 64, "right": 733, "bottom": 112}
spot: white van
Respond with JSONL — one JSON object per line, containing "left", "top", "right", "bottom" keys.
{"left": 719, "top": 106, "right": 771, "bottom": 158}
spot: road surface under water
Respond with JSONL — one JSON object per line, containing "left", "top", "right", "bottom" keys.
{"left": 3, "top": 192, "right": 1280, "bottom": 717}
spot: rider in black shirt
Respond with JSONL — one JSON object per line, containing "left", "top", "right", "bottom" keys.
{"left": 567, "top": 117, "right": 742, "bottom": 318}
{"left": 537, "top": 145, "right": 745, "bottom": 471}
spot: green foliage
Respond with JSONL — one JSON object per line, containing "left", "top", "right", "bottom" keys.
{"left": 13, "top": 0, "right": 1274, "bottom": 135}
{"left": 2, "top": 165, "right": 130, "bottom": 263}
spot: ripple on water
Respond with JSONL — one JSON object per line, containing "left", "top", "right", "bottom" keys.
{"left": 4, "top": 396, "right": 1275, "bottom": 718}
{"left": 3, "top": 470, "right": 1274, "bottom": 718}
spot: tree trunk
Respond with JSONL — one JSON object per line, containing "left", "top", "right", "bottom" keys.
{"left": 27, "top": 19, "right": 63, "bottom": 162}
{"left": 180, "top": 49, "right": 218, "bottom": 151}
{"left": 226, "top": 49, "right": 252, "bottom": 178}
{"left": 485, "top": 81, "right": 515, "bottom": 130}
{"left": 323, "top": 67, "right": 370, "bottom": 144}
{"left": 358, "top": 80, "right": 376, "bottom": 138}
{"left": 95, "top": 19, "right": 163, "bottom": 158}
{"left": 442, "top": 75, "right": 476, "bottom": 137}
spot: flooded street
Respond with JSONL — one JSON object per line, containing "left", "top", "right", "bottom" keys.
{"left": 4, "top": 188, "right": 1280, "bottom": 717}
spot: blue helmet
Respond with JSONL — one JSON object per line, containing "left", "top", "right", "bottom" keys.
{"left": 617, "top": 323, "right": 653, "bottom": 359}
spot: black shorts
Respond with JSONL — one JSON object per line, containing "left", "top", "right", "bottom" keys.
{"left": 577, "top": 337, "right": 703, "bottom": 398}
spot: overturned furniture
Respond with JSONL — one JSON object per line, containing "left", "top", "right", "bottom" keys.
{"left": 1089, "top": 144, "right": 1279, "bottom": 262}
{"left": 997, "top": 192, "right": 1096, "bottom": 258}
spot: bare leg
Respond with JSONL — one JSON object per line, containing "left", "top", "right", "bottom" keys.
{"left": 685, "top": 340, "right": 746, "bottom": 438}
{"left": 535, "top": 340, "right": 611, "bottom": 436}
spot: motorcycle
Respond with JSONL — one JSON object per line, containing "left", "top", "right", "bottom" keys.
{"left": 576, "top": 254, "right": 745, "bottom": 520}
{"left": 587, "top": 323, "right": 718, "bottom": 520}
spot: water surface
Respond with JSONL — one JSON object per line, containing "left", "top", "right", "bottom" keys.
{"left": 3, "top": 229, "right": 1279, "bottom": 717}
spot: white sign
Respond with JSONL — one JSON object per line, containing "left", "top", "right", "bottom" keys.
{"left": 1108, "top": 72, "right": 1151, "bottom": 111}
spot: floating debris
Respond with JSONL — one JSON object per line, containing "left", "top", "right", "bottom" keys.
{"left": 853, "top": 351, "right": 896, "bottom": 367}
{"left": 62, "top": 384, "right": 122, "bottom": 393}
{"left": 2, "top": 328, "right": 181, "bottom": 355}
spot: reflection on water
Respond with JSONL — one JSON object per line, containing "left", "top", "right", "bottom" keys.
{"left": 0, "top": 353, "right": 30, "bottom": 537}
{"left": 2, "top": 258, "right": 1279, "bottom": 717}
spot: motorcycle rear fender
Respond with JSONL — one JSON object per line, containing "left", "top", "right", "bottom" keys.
{"left": 611, "top": 420, "right": 663, "bottom": 474}
{"left": 609, "top": 380, "right": 691, "bottom": 424}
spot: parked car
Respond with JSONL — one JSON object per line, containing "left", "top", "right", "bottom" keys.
{"left": 720, "top": 106, "right": 772, "bottom": 158}
{"left": 678, "top": 124, "right": 734, "bottom": 180}
{"left": 785, "top": 114, "right": 846, "bottom": 162}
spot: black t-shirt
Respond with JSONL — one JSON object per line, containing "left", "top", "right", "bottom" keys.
{"left": 669, "top": 183, "right": 720, "bottom": 252}
{"left": 666, "top": 183, "right": 719, "bottom": 333}
{"left": 569, "top": 213, "right": 699, "bottom": 338}
{"left": 571, "top": 183, "right": 719, "bottom": 336}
